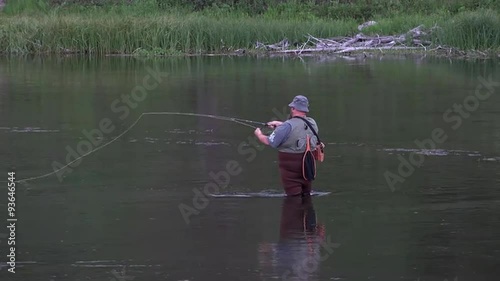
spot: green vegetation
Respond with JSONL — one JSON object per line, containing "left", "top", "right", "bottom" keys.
{"left": 436, "top": 9, "right": 500, "bottom": 51}
{"left": 1, "top": 0, "right": 49, "bottom": 14}
{"left": 0, "top": 0, "right": 499, "bottom": 55}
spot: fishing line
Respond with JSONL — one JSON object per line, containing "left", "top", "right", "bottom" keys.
{"left": 14, "top": 112, "right": 268, "bottom": 184}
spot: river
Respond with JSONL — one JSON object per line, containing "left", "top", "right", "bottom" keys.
{"left": 0, "top": 55, "right": 499, "bottom": 281}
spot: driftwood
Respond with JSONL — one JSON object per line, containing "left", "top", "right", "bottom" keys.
{"left": 256, "top": 25, "right": 437, "bottom": 55}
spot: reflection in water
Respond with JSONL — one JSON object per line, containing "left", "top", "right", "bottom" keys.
{"left": 2, "top": 56, "right": 499, "bottom": 281}
{"left": 258, "top": 196, "right": 330, "bottom": 281}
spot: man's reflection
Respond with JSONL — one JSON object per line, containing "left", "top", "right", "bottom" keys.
{"left": 258, "top": 195, "right": 333, "bottom": 281}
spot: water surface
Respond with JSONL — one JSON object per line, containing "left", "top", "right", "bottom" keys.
{"left": 0, "top": 55, "right": 499, "bottom": 281}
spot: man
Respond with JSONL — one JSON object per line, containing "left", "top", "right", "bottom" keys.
{"left": 254, "top": 95, "right": 319, "bottom": 196}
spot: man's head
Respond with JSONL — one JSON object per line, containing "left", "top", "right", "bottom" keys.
{"left": 288, "top": 95, "right": 309, "bottom": 116}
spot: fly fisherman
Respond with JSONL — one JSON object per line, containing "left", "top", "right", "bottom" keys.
{"left": 254, "top": 95, "right": 320, "bottom": 196}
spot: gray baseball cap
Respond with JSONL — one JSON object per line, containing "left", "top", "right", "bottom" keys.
{"left": 288, "top": 95, "right": 309, "bottom": 112}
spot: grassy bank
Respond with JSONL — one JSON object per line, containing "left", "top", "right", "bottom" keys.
{"left": 0, "top": 0, "right": 499, "bottom": 55}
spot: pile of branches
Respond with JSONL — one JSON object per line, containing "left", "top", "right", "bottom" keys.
{"left": 256, "top": 25, "right": 438, "bottom": 55}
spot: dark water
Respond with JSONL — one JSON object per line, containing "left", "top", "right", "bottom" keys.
{"left": 0, "top": 55, "right": 499, "bottom": 281}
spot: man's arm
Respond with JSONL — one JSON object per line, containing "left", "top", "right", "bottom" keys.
{"left": 254, "top": 123, "right": 291, "bottom": 148}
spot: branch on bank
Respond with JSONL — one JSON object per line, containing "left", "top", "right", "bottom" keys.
{"left": 255, "top": 25, "right": 448, "bottom": 55}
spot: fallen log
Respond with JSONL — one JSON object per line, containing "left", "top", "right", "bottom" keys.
{"left": 276, "top": 46, "right": 425, "bottom": 54}
{"left": 255, "top": 25, "right": 436, "bottom": 55}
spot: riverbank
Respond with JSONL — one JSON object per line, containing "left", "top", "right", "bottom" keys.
{"left": 0, "top": 0, "right": 499, "bottom": 57}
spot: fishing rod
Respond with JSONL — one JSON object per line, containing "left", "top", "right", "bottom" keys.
{"left": 143, "top": 112, "right": 269, "bottom": 128}
{"left": 144, "top": 112, "right": 273, "bottom": 128}
{"left": 13, "top": 111, "right": 275, "bottom": 183}
{"left": 230, "top": 117, "right": 269, "bottom": 127}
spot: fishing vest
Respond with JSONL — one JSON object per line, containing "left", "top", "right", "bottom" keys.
{"left": 278, "top": 117, "right": 319, "bottom": 154}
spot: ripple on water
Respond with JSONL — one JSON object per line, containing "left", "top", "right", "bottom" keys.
{"left": 194, "top": 141, "right": 230, "bottom": 146}
{"left": 326, "top": 142, "right": 366, "bottom": 146}
{"left": 166, "top": 129, "right": 214, "bottom": 135}
{"left": 8, "top": 127, "right": 60, "bottom": 133}
{"left": 0, "top": 261, "right": 37, "bottom": 270}
{"left": 381, "top": 148, "right": 482, "bottom": 157}
{"left": 71, "top": 260, "right": 161, "bottom": 268}
{"left": 175, "top": 140, "right": 230, "bottom": 146}
{"left": 127, "top": 137, "right": 229, "bottom": 146}
{"left": 480, "top": 157, "right": 500, "bottom": 162}
{"left": 144, "top": 137, "right": 159, "bottom": 143}
{"left": 208, "top": 190, "right": 331, "bottom": 198}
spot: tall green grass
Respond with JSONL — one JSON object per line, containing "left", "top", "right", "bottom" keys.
{"left": 1, "top": 0, "right": 499, "bottom": 54}
{"left": 436, "top": 9, "right": 500, "bottom": 50}
{"left": 2, "top": 0, "right": 49, "bottom": 14}
{"left": 0, "top": 11, "right": 358, "bottom": 54}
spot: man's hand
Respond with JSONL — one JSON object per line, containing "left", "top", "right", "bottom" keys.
{"left": 254, "top": 128, "right": 269, "bottom": 145}
{"left": 266, "top": 121, "right": 283, "bottom": 128}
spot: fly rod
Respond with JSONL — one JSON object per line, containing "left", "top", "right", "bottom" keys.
{"left": 15, "top": 111, "right": 274, "bottom": 183}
